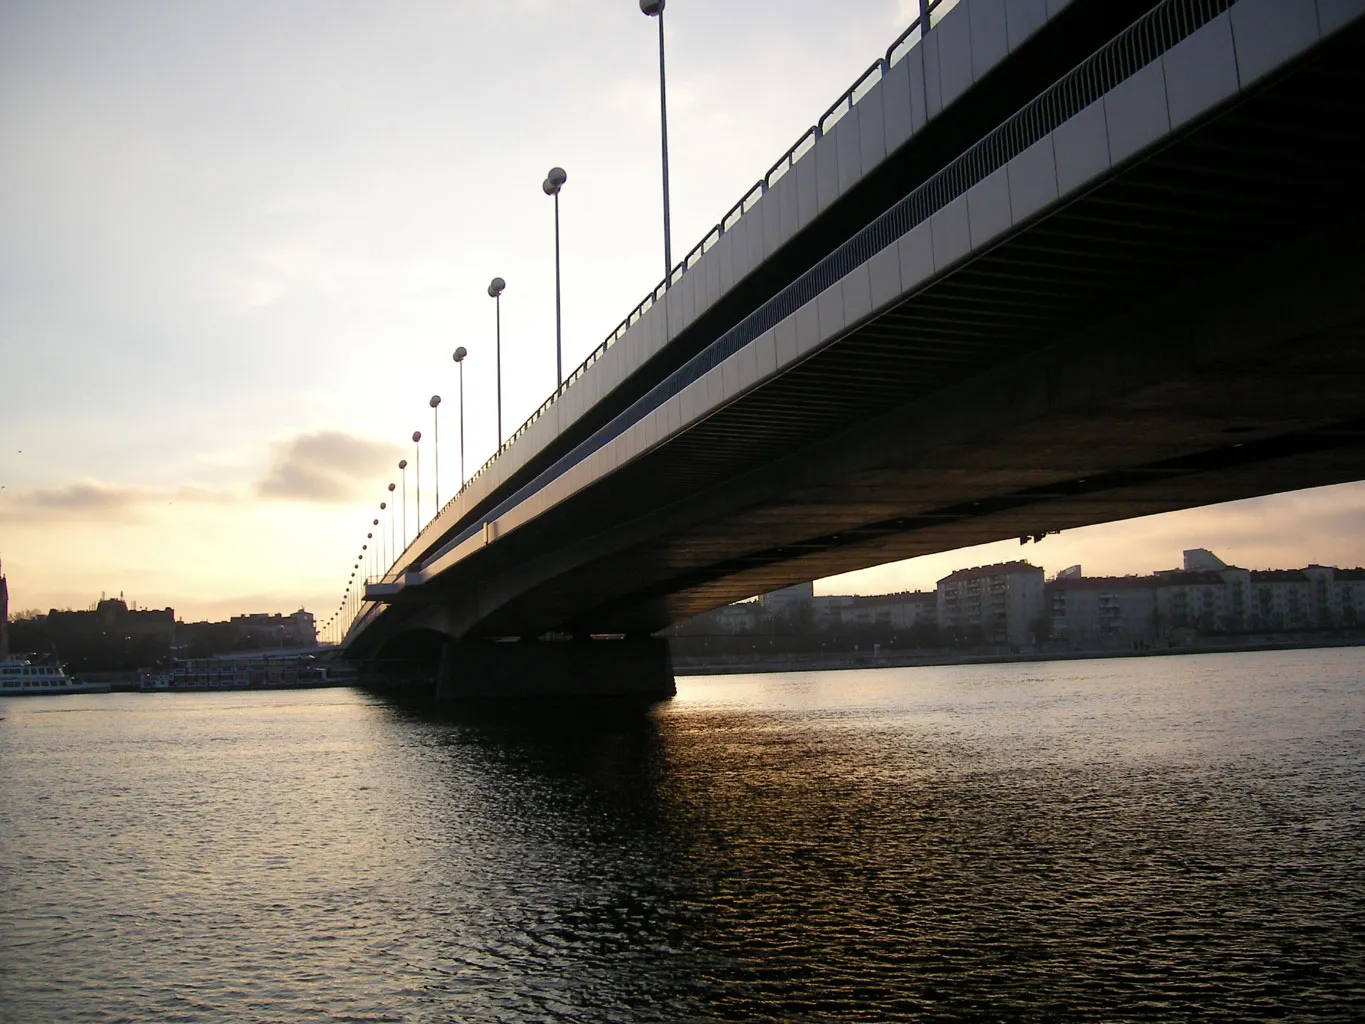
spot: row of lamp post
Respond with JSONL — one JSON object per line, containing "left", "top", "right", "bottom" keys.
{"left": 322, "top": 486, "right": 398, "bottom": 641}
{"left": 328, "top": 2, "right": 674, "bottom": 644}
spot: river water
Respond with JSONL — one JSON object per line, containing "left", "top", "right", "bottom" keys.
{"left": 1, "top": 648, "right": 1362, "bottom": 1022}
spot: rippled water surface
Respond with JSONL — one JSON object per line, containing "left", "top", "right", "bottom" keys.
{"left": 2, "top": 648, "right": 1364, "bottom": 1022}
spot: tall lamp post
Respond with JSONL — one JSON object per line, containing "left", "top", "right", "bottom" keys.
{"left": 429, "top": 396, "right": 442, "bottom": 511}
{"left": 452, "top": 347, "right": 468, "bottom": 488}
{"left": 412, "top": 431, "right": 422, "bottom": 530}
{"left": 398, "top": 459, "right": 408, "bottom": 549}
{"left": 378, "top": 505, "right": 387, "bottom": 570}
{"left": 387, "top": 483, "right": 396, "bottom": 562}
{"left": 488, "top": 278, "right": 505, "bottom": 444}
{"left": 640, "top": 1, "right": 672, "bottom": 280}
{"left": 542, "top": 167, "right": 567, "bottom": 387}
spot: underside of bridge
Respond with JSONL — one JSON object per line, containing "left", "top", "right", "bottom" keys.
{"left": 354, "top": 15, "right": 1365, "bottom": 690}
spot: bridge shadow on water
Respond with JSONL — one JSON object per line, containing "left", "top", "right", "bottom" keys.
{"left": 369, "top": 686, "right": 677, "bottom": 811}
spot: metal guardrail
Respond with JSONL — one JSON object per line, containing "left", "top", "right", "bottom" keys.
{"left": 347, "top": 0, "right": 1234, "bottom": 639}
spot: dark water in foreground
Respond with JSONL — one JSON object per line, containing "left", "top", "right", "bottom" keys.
{"left": 2, "top": 649, "right": 1363, "bottom": 1023}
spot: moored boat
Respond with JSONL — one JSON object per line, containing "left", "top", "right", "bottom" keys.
{"left": 168, "top": 652, "right": 330, "bottom": 690}
{"left": 0, "top": 654, "right": 112, "bottom": 695}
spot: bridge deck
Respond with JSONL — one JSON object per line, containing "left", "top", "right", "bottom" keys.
{"left": 350, "top": 0, "right": 1365, "bottom": 655}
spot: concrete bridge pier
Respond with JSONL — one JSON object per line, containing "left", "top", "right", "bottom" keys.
{"left": 433, "top": 636, "right": 675, "bottom": 701}
{"left": 354, "top": 656, "right": 433, "bottom": 693}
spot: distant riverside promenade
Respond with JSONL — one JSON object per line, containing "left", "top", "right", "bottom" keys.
{"left": 673, "top": 631, "right": 1365, "bottom": 677}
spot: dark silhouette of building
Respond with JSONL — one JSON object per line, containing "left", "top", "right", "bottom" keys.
{"left": 0, "top": 557, "right": 9, "bottom": 659}
{"left": 229, "top": 610, "right": 316, "bottom": 647}
{"left": 17, "top": 598, "right": 178, "bottom": 673}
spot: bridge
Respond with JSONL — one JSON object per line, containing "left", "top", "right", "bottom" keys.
{"left": 344, "top": 0, "right": 1365, "bottom": 698}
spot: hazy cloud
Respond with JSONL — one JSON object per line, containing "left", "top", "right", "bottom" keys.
{"left": 0, "top": 481, "right": 233, "bottom": 524}
{"left": 256, "top": 431, "right": 401, "bottom": 503}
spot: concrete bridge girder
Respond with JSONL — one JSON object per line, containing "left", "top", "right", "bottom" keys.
{"left": 463, "top": 229, "right": 1365, "bottom": 635}
{"left": 364, "top": 220, "right": 1363, "bottom": 649}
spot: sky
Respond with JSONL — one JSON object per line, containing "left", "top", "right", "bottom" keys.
{"left": 3, "top": 0, "right": 1364, "bottom": 624}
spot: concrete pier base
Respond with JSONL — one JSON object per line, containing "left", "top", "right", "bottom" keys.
{"left": 433, "top": 636, "right": 675, "bottom": 701}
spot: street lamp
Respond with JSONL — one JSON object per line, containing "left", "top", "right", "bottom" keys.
{"left": 412, "top": 431, "right": 422, "bottom": 531}
{"left": 453, "top": 347, "right": 468, "bottom": 488}
{"left": 542, "top": 167, "right": 567, "bottom": 387}
{"left": 398, "top": 459, "right": 408, "bottom": 550}
{"left": 378, "top": 505, "right": 387, "bottom": 570}
{"left": 488, "top": 277, "right": 505, "bottom": 444}
{"left": 429, "top": 395, "right": 442, "bottom": 511}
{"left": 387, "top": 483, "right": 396, "bottom": 564}
{"left": 640, "top": 0, "right": 672, "bottom": 280}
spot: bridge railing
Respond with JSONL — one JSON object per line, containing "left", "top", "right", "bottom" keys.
{"left": 420, "top": 0, "right": 951, "bottom": 538}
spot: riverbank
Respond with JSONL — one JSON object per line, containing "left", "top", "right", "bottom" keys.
{"left": 672, "top": 633, "right": 1365, "bottom": 676}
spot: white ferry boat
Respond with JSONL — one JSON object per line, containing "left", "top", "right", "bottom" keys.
{"left": 0, "top": 654, "right": 111, "bottom": 695}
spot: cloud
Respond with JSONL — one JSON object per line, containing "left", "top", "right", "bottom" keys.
{"left": 0, "top": 428, "right": 398, "bottom": 522}
{"left": 256, "top": 430, "right": 401, "bottom": 503}
{"left": 0, "top": 481, "right": 233, "bottom": 524}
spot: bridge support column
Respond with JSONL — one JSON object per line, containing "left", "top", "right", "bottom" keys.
{"left": 433, "top": 636, "right": 675, "bottom": 701}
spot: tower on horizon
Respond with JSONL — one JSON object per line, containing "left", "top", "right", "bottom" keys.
{"left": 0, "top": 557, "right": 9, "bottom": 659}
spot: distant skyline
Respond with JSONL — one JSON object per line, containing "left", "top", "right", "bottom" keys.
{"left": 821, "top": 480, "right": 1365, "bottom": 598}
{"left": 4, "top": 1, "right": 1365, "bottom": 622}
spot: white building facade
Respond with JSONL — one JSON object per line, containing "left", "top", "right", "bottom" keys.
{"left": 937, "top": 562, "right": 1045, "bottom": 646}
{"left": 1047, "top": 576, "right": 1158, "bottom": 649}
